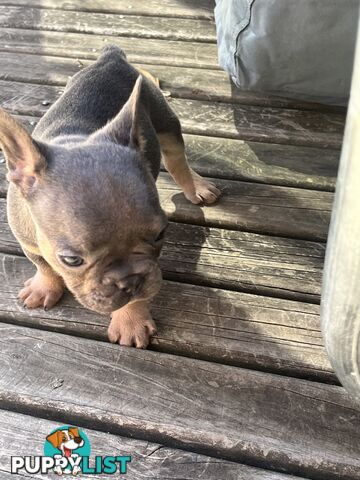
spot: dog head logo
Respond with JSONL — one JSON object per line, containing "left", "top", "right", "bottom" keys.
{"left": 44, "top": 426, "right": 90, "bottom": 475}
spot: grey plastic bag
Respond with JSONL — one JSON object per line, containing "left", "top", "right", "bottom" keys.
{"left": 215, "top": 0, "right": 359, "bottom": 105}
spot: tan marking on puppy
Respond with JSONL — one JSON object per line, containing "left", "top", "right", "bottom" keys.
{"left": 157, "top": 132, "right": 221, "bottom": 205}
{"left": 136, "top": 67, "right": 160, "bottom": 87}
{"left": 108, "top": 300, "right": 157, "bottom": 349}
{"left": 18, "top": 269, "right": 64, "bottom": 310}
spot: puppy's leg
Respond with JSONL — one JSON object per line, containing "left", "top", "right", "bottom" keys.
{"left": 18, "top": 251, "right": 64, "bottom": 310}
{"left": 141, "top": 75, "right": 221, "bottom": 204}
{"left": 158, "top": 131, "right": 221, "bottom": 205}
{"left": 108, "top": 301, "right": 157, "bottom": 349}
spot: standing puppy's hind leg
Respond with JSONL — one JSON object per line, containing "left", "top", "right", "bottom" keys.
{"left": 138, "top": 70, "right": 221, "bottom": 205}
{"left": 158, "top": 132, "right": 221, "bottom": 205}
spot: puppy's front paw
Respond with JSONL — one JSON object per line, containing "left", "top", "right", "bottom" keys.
{"left": 18, "top": 271, "right": 64, "bottom": 310}
{"left": 182, "top": 169, "right": 221, "bottom": 205}
{"left": 108, "top": 302, "right": 157, "bottom": 349}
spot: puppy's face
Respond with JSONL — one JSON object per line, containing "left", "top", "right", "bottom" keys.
{"left": 30, "top": 143, "right": 167, "bottom": 314}
{"left": 1, "top": 77, "right": 167, "bottom": 314}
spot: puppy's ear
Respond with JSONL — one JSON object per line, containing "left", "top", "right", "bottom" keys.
{"left": 0, "top": 108, "right": 46, "bottom": 195}
{"left": 90, "top": 75, "right": 144, "bottom": 150}
{"left": 46, "top": 430, "right": 62, "bottom": 449}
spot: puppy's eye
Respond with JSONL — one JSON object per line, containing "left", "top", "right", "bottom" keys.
{"left": 59, "top": 255, "right": 84, "bottom": 267}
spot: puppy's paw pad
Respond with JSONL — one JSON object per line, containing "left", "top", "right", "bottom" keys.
{"left": 18, "top": 273, "right": 64, "bottom": 310}
{"left": 108, "top": 312, "right": 157, "bottom": 349}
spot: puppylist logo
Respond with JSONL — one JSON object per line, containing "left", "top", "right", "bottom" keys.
{"left": 11, "top": 426, "right": 131, "bottom": 476}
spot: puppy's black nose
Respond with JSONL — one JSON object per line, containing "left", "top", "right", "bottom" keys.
{"left": 116, "top": 274, "right": 144, "bottom": 296}
{"left": 74, "top": 436, "right": 83, "bottom": 444}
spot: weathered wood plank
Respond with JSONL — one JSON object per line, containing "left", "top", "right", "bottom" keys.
{"left": 2, "top": 52, "right": 300, "bottom": 106}
{"left": 6, "top": 160, "right": 330, "bottom": 246}
{"left": 0, "top": 197, "right": 325, "bottom": 301}
{"left": 0, "top": 50, "right": 346, "bottom": 113}
{"left": 157, "top": 174, "right": 332, "bottom": 241}
{"left": 0, "top": 28, "right": 220, "bottom": 69}
{"left": 162, "top": 222, "right": 325, "bottom": 301}
{"left": 0, "top": 251, "right": 334, "bottom": 386}
{"left": 0, "top": 80, "right": 345, "bottom": 148}
{"left": 170, "top": 98, "right": 344, "bottom": 148}
{"left": 1, "top": 410, "right": 301, "bottom": 480}
{"left": 0, "top": 253, "right": 332, "bottom": 381}
{"left": 183, "top": 134, "right": 339, "bottom": 191}
{"left": 0, "top": 119, "right": 340, "bottom": 192}
{"left": 0, "top": 324, "right": 358, "bottom": 479}
{"left": 0, "top": 161, "right": 333, "bottom": 241}
{"left": 0, "top": 0, "right": 215, "bottom": 20}
{"left": 0, "top": 6, "right": 217, "bottom": 43}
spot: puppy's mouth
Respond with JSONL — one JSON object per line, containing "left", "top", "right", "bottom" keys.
{"left": 82, "top": 293, "right": 130, "bottom": 314}
{"left": 74, "top": 267, "right": 162, "bottom": 314}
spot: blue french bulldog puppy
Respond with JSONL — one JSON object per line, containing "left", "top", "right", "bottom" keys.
{"left": 0, "top": 45, "right": 220, "bottom": 348}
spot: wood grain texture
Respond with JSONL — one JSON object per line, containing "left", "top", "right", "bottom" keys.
{"left": 0, "top": 197, "right": 325, "bottom": 301}
{"left": 0, "top": 6, "right": 217, "bottom": 42}
{"left": 162, "top": 222, "right": 325, "bottom": 301}
{"left": 0, "top": 0, "right": 215, "bottom": 20}
{"left": 0, "top": 80, "right": 345, "bottom": 148}
{"left": 0, "top": 251, "right": 334, "bottom": 384}
{"left": 1, "top": 410, "right": 301, "bottom": 480}
{"left": 0, "top": 324, "right": 358, "bottom": 479}
{"left": 0, "top": 160, "right": 333, "bottom": 241}
{"left": 2, "top": 52, "right": 302, "bottom": 106}
{"left": 0, "top": 120, "right": 340, "bottom": 192}
{"left": 0, "top": 50, "right": 346, "bottom": 113}
{"left": 156, "top": 173, "right": 332, "bottom": 241}
{"left": 0, "top": 28, "right": 220, "bottom": 69}
{"left": 170, "top": 98, "right": 344, "bottom": 148}
{"left": 183, "top": 134, "right": 339, "bottom": 191}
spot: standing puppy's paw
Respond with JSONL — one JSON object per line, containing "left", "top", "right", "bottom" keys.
{"left": 108, "top": 301, "right": 157, "bottom": 349}
{"left": 18, "top": 271, "right": 64, "bottom": 310}
{"left": 182, "top": 169, "right": 221, "bottom": 205}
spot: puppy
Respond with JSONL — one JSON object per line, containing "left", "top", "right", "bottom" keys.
{"left": 0, "top": 45, "right": 220, "bottom": 348}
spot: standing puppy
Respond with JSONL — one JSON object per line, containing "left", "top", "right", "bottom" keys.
{"left": 0, "top": 45, "right": 220, "bottom": 348}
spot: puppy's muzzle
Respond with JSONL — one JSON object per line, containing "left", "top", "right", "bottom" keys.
{"left": 77, "top": 260, "right": 162, "bottom": 314}
{"left": 102, "top": 273, "right": 144, "bottom": 297}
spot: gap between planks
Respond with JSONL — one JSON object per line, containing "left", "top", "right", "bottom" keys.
{"left": 0, "top": 251, "right": 335, "bottom": 383}
{"left": 0, "top": 196, "right": 326, "bottom": 303}
{"left": 0, "top": 48, "right": 346, "bottom": 114}
{"left": 0, "top": 0, "right": 216, "bottom": 20}
{"left": 0, "top": 79, "right": 345, "bottom": 149}
{"left": 0, "top": 324, "right": 358, "bottom": 480}
{"left": 0, "top": 129, "right": 340, "bottom": 192}
{"left": 0, "top": 157, "right": 332, "bottom": 246}
{"left": 0, "top": 6, "right": 217, "bottom": 43}
{"left": 0, "top": 409, "right": 308, "bottom": 480}
{"left": 0, "top": 180, "right": 333, "bottom": 384}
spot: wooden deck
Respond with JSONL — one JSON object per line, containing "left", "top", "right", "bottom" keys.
{"left": 0, "top": 1, "right": 359, "bottom": 479}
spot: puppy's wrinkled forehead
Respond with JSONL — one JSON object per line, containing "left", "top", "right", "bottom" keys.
{"left": 32, "top": 144, "right": 164, "bottom": 247}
